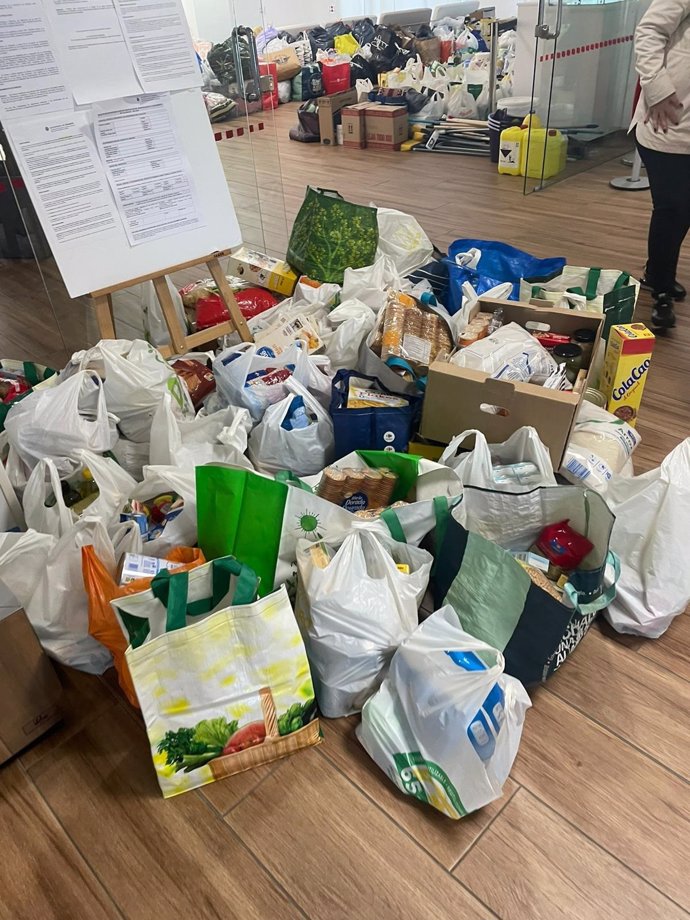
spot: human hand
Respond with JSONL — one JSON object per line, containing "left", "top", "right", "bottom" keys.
{"left": 645, "top": 93, "right": 683, "bottom": 133}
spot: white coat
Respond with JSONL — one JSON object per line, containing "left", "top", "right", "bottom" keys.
{"left": 632, "top": 0, "right": 690, "bottom": 153}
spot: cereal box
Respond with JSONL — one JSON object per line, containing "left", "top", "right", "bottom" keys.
{"left": 601, "top": 323, "right": 655, "bottom": 428}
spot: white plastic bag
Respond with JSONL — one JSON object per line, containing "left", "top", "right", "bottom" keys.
{"left": 0, "top": 519, "right": 141, "bottom": 672}
{"left": 451, "top": 322, "right": 557, "bottom": 383}
{"left": 374, "top": 207, "right": 434, "bottom": 277}
{"left": 23, "top": 451, "right": 137, "bottom": 537}
{"left": 325, "top": 299, "right": 376, "bottom": 371}
{"left": 71, "top": 339, "right": 194, "bottom": 443}
{"left": 4, "top": 371, "right": 117, "bottom": 476}
{"left": 357, "top": 606, "right": 531, "bottom": 818}
{"left": 446, "top": 83, "right": 478, "bottom": 118}
{"left": 295, "top": 530, "right": 433, "bottom": 717}
{"left": 213, "top": 342, "right": 331, "bottom": 421}
{"left": 561, "top": 401, "right": 641, "bottom": 493}
{"left": 278, "top": 80, "right": 292, "bottom": 103}
{"left": 248, "top": 378, "right": 334, "bottom": 476}
{"left": 150, "top": 394, "right": 253, "bottom": 470}
{"left": 111, "top": 437, "right": 151, "bottom": 480}
{"left": 604, "top": 439, "right": 690, "bottom": 638}
{"left": 128, "top": 466, "right": 197, "bottom": 557}
{"left": 341, "top": 255, "right": 403, "bottom": 313}
{"left": 440, "top": 427, "right": 557, "bottom": 490}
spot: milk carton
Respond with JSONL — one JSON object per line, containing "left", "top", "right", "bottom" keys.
{"left": 601, "top": 323, "right": 655, "bottom": 428}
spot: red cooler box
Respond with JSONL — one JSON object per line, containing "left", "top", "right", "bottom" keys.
{"left": 321, "top": 60, "right": 351, "bottom": 95}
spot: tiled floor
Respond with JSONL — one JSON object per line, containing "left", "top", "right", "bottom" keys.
{"left": 0, "top": 104, "right": 689, "bottom": 918}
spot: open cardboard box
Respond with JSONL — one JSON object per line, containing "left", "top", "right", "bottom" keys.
{"left": 420, "top": 298, "right": 604, "bottom": 469}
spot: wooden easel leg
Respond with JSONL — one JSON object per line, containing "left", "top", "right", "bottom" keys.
{"left": 92, "top": 294, "right": 116, "bottom": 339}
{"left": 206, "top": 257, "right": 253, "bottom": 344}
{"left": 152, "top": 275, "right": 188, "bottom": 355}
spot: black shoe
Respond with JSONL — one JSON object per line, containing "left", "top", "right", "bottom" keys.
{"left": 651, "top": 294, "right": 677, "bottom": 329}
{"left": 641, "top": 273, "right": 686, "bottom": 301}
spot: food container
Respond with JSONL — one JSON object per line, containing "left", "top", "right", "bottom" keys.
{"left": 583, "top": 388, "right": 607, "bottom": 409}
{"left": 553, "top": 343, "right": 583, "bottom": 384}
{"left": 571, "top": 328, "right": 596, "bottom": 364}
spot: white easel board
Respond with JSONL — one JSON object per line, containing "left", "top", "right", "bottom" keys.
{"left": 6, "top": 88, "right": 241, "bottom": 298}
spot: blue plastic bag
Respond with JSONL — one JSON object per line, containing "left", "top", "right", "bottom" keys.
{"left": 329, "top": 370, "right": 421, "bottom": 461}
{"left": 444, "top": 239, "right": 566, "bottom": 314}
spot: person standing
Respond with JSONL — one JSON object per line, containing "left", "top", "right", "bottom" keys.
{"left": 632, "top": 0, "right": 690, "bottom": 329}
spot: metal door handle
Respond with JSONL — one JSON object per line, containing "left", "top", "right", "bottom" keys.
{"left": 535, "top": 0, "right": 563, "bottom": 39}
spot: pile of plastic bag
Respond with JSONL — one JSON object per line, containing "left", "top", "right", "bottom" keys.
{"left": 0, "top": 195, "right": 686, "bottom": 809}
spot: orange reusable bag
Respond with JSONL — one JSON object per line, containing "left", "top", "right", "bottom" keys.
{"left": 82, "top": 546, "right": 206, "bottom": 707}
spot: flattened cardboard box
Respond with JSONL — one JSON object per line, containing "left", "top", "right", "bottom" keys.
{"left": 421, "top": 298, "right": 604, "bottom": 469}
{"left": 0, "top": 608, "right": 62, "bottom": 763}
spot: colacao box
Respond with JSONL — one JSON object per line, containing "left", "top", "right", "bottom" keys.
{"left": 601, "top": 323, "right": 655, "bottom": 428}
{"left": 227, "top": 247, "right": 298, "bottom": 297}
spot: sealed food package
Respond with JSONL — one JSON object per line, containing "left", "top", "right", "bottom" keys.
{"left": 357, "top": 606, "right": 531, "bottom": 818}
{"left": 451, "top": 322, "right": 557, "bottom": 383}
{"left": 374, "top": 292, "right": 453, "bottom": 374}
{"left": 561, "top": 401, "right": 641, "bottom": 492}
{"left": 172, "top": 358, "right": 216, "bottom": 409}
{"left": 295, "top": 530, "right": 433, "bottom": 717}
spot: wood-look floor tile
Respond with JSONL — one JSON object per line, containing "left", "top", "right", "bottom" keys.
{"left": 546, "top": 628, "right": 690, "bottom": 778}
{"left": 636, "top": 612, "right": 690, "bottom": 683}
{"left": 228, "top": 748, "right": 494, "bottom": 920}
{"left": 199, "top": 761, "right": 277, "bottom": 816}
{"left": 0, "top": 761, "right": 119, "bottom": 919}
{"left": 20, "top": 665, "right": 117, "bottom": 771}
{"left": 29, "top": 703, "right": 301, "bottom": 920}
{"left": 455, "top": 789, "right": 687, "bottom": 920}
{"left": 320, "top": 715, "right": 519, "bottom": 870}
{"left": 513, "top": 691, "right": 690, "bottom": 909}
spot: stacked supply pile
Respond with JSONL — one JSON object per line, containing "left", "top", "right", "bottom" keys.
{"left": 0, "top": 190, "right": 684, "bottom": 819}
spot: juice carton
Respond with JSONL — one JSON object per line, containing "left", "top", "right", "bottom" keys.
{"left": 601, "top": 323, "right": 655, "bottom": 428}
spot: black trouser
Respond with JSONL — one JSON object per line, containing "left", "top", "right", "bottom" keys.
{"left": 636, "top": 137, "right": 690, "bottom": 295}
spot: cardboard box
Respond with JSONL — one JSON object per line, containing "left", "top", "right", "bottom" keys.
{"left": 341, "top": 102, "right": 369, "bottom": 148}
{"left": 420, "top": 299, "right": 604, "bottom": 468}
{"left": 261, "top": 46, "right": 301, "bottom": 81}
{"left": 601, "top": 322, "right": 655, "bottom": 428}
{"left": 227, "top": 246, "right": 298, "bottom": 297}
{"left": 318, "top": 88, "right": 357, "bottom": 146}
{"left": 0, "top": 608, "right": 62, "bottom": 763}
{"left": 365, "top": 104, "right": 410, "bottom": 150}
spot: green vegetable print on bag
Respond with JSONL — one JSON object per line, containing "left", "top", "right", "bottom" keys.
{"left": 287, "top": 187, "right": 379, "bottom": 285}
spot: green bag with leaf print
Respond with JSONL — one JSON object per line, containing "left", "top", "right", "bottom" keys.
{"left": 287, "top": 187, "right": 379, "bottom": 284}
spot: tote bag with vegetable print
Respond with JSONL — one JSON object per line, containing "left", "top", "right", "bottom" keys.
{"left": 287, "top": 187, "right": 379, "bottom": 285}
{"left": 114, "top": 557, "right": 320, "bottom": 798}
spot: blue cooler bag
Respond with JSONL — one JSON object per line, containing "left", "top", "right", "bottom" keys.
{"left": 444, "top": 239, "right": 566, "bottom": 313}
{"left": 330, "top": 370, "right": 422, "bottom": 460}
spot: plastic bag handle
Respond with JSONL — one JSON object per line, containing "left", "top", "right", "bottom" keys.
{"left": 563, "top": 551, "right": 621, "bottom": 613}
{"left": 439, "top": 429, "right": 491, "bottom": 475}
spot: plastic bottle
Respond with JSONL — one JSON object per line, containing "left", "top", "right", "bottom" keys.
{"left": 497, "top": 124, "right": 525, "bottom": 175}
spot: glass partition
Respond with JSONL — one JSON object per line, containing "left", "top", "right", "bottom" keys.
{"left": 523, "top": 0, "right": 639, "bottom": 193}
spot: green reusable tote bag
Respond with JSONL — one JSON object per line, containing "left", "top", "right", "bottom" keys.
{"left": 287, "top": 187, "right": 379, "bottom": 284}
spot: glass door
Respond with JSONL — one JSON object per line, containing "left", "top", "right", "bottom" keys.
{"left": 523, "top": 0, "right": 639, "bottom": 193}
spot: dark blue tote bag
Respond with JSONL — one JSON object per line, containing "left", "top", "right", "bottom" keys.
{"left": 329, "top": 370, "right": 422, "bottom": 460}
{"left": 444, "top": 239, "right": 566, "bottom": 313}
